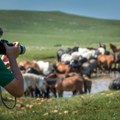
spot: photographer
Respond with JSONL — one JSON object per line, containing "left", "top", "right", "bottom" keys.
{"left": 0, "top": 28, "right": 24, "bottom": 97}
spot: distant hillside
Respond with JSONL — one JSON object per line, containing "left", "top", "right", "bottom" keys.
{"left": 0, "top": 10, "right": 120, "bottom": 60}
{"left": 0, "top": 10, "right": 120, "bottom": 48}
{"left": 0, "top": 10, "right": 120, "bottom": 34}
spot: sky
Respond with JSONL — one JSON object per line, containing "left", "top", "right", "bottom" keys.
{"left": 0, "top": 0, "right": 120, "bottom": 20}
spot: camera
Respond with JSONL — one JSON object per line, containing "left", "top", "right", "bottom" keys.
{"left": 0, "top": 39, "right": 26, "bottom": 55}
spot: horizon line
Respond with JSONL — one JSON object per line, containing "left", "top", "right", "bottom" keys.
{"left": 0, "top": 9, "right": 120, "bottom": 21}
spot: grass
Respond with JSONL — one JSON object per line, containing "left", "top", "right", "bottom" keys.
{"left": 0, "top": 10, "right": 120, "bottom": 120}
{"left": 0, "top": 10, "right": 120, "bottom": 61}
{"left": 0, "top": 90, "right": 120, "bottom": 120}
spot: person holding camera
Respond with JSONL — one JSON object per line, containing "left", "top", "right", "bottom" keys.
{"left": 0, "top": 28, "right": 24, "bottom": 97}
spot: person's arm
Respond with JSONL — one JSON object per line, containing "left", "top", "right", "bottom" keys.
{"left": 2, "top": 42, "right": 24, "bottom": 97}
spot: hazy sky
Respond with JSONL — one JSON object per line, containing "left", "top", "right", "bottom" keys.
{"left": 0, "top": 0, "right": 120, "bottom": 20}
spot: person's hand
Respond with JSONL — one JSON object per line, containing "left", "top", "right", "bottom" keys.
{"left": 3, "top": 42, "right": 20, "bottom": 59}
{"left": 1, "top": 55, "right": 10, "bottom": 69}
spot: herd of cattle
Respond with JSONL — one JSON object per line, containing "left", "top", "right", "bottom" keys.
{"left": 19, "top": 42, "right": 120, "bottom": 98}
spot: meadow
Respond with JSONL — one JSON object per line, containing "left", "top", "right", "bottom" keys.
{"left": 0, "top": 10, "right": 120, "bottom": 120}
{"left": 0, "top": 90, "right": 120, "bottom": 120}
{"left": 0, "top": 10, "right": 120, "bottom": 61}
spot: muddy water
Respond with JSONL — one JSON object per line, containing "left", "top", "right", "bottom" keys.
{"left": 63, "top": 72, "right": 120, "bottom": 98}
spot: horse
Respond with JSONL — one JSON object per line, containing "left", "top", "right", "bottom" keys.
{"left": 88, "top": 58, "right": 99, "bottom": 75}
{"left": 55, "top": 73, "right": 84, "bottom": 97}
{"left": 109, "top": 77, "right": 120, "bottom": 90}
{"left": 61, "top": 53, "right": 72, "bottom": 64}
{"left": 45, "top": 71, "right": 92, "bottom": 97}
{"left": 19, "top": 60, "right": 40, "bottom": 73}
{"left": 54, "top": 62, "right": 75, "bottom": 74}
{"left": 56, "top": 48, "right": 65, "bottom": 62}
{"left": 45, "top": 72, "right": 60, "bottom": 98}
{"left": 56, "top": 47, "right": 79, "bottom": 62}
{"left": 110, "top": 43, "right": 120, "bottom": 53}
{"left": 82, "top": 75, "right": 92, "bottom": 93}
{"left": 44, "top": 62, "right": 76, "bottom": 98}
{"left": 97, "top": 54, "right": 115, "bottom": 73}
{"left": 23, "top": 73, "right": 47, "bottom": 98}
{"left": 37, "top": 60, "right": 54, "bottom": 75}
{"left": 25, "top": 67, "right": 44, "bottom": 75}
{"left": 99, "top": 42, "right": 106, "bottom": 50}
{"left": 111, "top": 53, "right": 120, "bottom": 72}
{"left": 64, "top": 72, "right": 92, "bottom": 94}
{"left": 80, "top": 58, "right": 98, "bottom": 78}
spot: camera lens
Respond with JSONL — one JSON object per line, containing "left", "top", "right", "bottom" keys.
{"left": 19, "top": 44, "right": 26, "bottom": 54}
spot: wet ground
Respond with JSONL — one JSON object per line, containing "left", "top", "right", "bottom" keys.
{"left": 63, "top": 72, "right": 120, "bottom": 97}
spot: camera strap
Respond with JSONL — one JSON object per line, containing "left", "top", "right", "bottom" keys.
{"left": 0, "top": 86, "right": 16, "bottom": 109}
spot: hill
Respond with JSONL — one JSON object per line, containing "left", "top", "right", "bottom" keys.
{"left": 0, "top": 10, "right": 120, "bottom": 60}
{"left": 0, "top": 10, "right": 119, "bottom": 33}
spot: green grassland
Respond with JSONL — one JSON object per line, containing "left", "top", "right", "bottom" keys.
{"left": 0, "top": 10, "right": 120, "bottom": 120}
{"left": 0, "top": 90, "right": 120, "bottom": 120}
{"left": 0, "top": 10, "right": 120, "bottom": 61}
